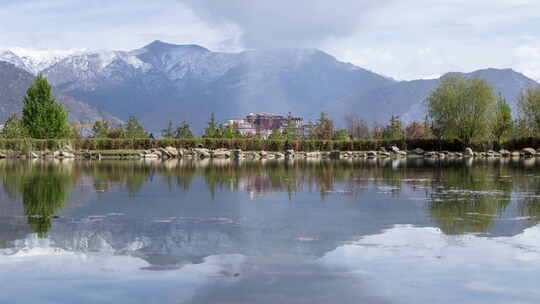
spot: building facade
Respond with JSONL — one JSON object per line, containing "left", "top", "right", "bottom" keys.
{"left": 226, "top": 113, "right": 304, "bottom": 139}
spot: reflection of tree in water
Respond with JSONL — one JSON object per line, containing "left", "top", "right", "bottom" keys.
{"left": 4, "top": 158, "right": 540, "bottom": 237}
{"left": 78, "top": 161, "right": 153, "bottom": 196}
{"left": 510, "top": 163, "right": 540, "bottom": 223}
{"left": 0, "top": 161, "right": 77, "bottom": 238}
{"left": 426, "top": 162, "right": 513, "bottom": 235}
{"left": 23, "top": 171, "right": 73, "bottom": 237}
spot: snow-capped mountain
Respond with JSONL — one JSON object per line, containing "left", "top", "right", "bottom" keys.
{"left": 2, "top": 40, "right": 538, "bottom": 133}
{"left": 0, "top": 47, "right": 82, "bottom": 75}
{"left": 37, "top": 40, "right": 393, "bottom": 132}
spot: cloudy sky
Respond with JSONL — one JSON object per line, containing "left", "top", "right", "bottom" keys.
{"left": 1, "top": 0, "right": 540, "bottom": 80}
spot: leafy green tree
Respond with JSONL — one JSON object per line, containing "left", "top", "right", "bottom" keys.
{"left": 512, "top": 118, "right": 532, "bottom": 138}
{"left": 333, "top": 129, "right": 350, "bottom": 140}
{"left": 425, "top": 75, "right": 496, "bottom": 145}
{"left": 203, "top": 113, "right": 220, "bottom": 138}
{"left": 282, "top": 119, "right": 298, "bottom": 140}
{"left": 175, "top": 121, "right": 194, "bottom": 138}
{"left": 492, "top": 94, "right": 513, "bottom": 144}
{"left": 21, "top": 75, "right": 71, "bottom": 139}
{"left": 1, "top": 114, "right": 27, "bottom": 138}
{"left": 268, "top": 128, "right": 284, "bottom": 140}
{"left": 221, "top": 124, "right": 236, "bottom": 139}
{"left": 382, "top": 115, "right": 404, "bottom": 140}
{"left": 232, "top": 122, "right": 243, "bottom": 138}
{"left": 161, "top": 121, "right": 175, "bottom": 138}
{"left": 517, "top": 86, "right": 540, "bottom": 135}
{"left": 91, "top": 120, "right": 111, "bottom": 138}
{"left": 125, "top": 116, "right": 148, "bottom": 138}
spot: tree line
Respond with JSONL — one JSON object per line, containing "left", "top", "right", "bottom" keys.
{"left": 5, "top": 74, "right": 540, "bottom": 146}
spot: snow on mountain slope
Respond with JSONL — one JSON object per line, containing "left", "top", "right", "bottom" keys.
{"left": 134, "top": 40, "right": 239, "bottom": 83}
{"left": 0, "top": 47, "right": 83, "bottom": 75}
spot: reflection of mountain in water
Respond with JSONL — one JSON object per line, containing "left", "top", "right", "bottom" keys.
{"left": 2, "top": 158, "right": 540, "bottom": 266}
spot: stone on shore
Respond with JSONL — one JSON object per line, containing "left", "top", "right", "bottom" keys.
{"left": 412, "top": 148, "right": 424, "bottom": 155}
{"left": 212, "top": 150, "right": 231, "bottom": 158}
{"left": 522, "top": 148, "right": 536, "bottom": 156}
{"left": 231, "top": 149, "right": 243, "bottom": 159}
{"left": 366, "top": 151, "right": 377, "bottom": 157}
{"left": 499, "top": 149, "right": 510, "bottom": 157}
{"left": 285, "top": 149, "right": 295, "bottom": 159}
{"left": 464, "top": 147, "right": 474, "bottom": 157}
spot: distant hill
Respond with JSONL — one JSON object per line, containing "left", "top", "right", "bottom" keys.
{"left": 37, "top": 41, "right": 394, "bottom": 132}
{"left": 0, "top": 62, "right": 121, "bottom": 125}
{"left": 1, "top": 41, "right": 539, "bottom": 133}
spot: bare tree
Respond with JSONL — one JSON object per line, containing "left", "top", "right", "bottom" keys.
{"left": 344, "top": 114, "right": 370, "bottom": 139}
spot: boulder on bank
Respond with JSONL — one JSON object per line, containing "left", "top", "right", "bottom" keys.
{"left": 412, "top": 148, "right": 424, "bottom": 155}
{"left": 143, "top": 153, "right": 159, "bottom": 159}
{"left": 164, "top": 146, "right": 179, "bottom": 157}
{"left": 193, "top": 148, "right": 210, "bottom": 159}
{"left": 306, "top": 151, "right": 321, "bottom": 158}
{"left": 231, "top": 149, "right": 243, "bottom": 159}
{"left": 285, "top": 149, "right": 295, "bottom": 158}
{"left": 366, "top": 151, "right": 378, "bottom": 157}
{"left": 60, "top": 151, "right": 75, "bottom": 158}
{"left": 464, "top": 147, "right": 474, "bottom": 157}
{"left": 212, "top": 150, "right": 231, "bottom": 158}
{"left": 0, "top": 152, "right": 6, "bottom": 159}
{"left": 329, "top": 151, "right": 341, "bottom": 159}
{"left": 499, "top": 149, "right": 510, "bottom": 157}
{"left": 390, "top": 146, "right": 400, "bottom": 153}
{"left": 424, "top": 151, "right": 438, "bottom": 158}
{"left": 522, "top": 148, "right": 536, "bottom": 156}
{"left": 274, "top": 152, "right": 284, "bottom": 159}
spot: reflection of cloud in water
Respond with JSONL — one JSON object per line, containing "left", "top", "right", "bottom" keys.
{"left": 0, "top": 238, "right": 247, "bottom": 304}
{"left": 322, "top": 225, "right": 540, "bottom": 303}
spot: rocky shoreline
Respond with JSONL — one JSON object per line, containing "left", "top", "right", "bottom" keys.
{"left": 1, "top": 145, "right": 540, "bottom": 160}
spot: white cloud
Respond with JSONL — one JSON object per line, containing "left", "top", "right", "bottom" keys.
{"left": 2, "top": 0, "right": 540, "bottom": 80}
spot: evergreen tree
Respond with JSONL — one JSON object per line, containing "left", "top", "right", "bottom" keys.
{"left": 175, "top": 121, "right": 194, "bottom": 138}
{"left": 312, "top": 112, "right": 334, "bottom": 139}
{"left": 22, "top": 75, "right": 71, "bottom": 139}
{"left": 382, "top": 115, "right": 404, "bottom": 140}
{"left": 203, "top": 113, "right": 220, "bottom": 138}
{"left": 161, "top": 121, "right": 175, "bottom": 138}
{"left": 221, "top": 124, "right": 235, "bottom": 139}
{"left": 125, "top": 116, "right": 148, "bottom": 138}
{"left": 1, "top": 114, "right": 27, "bottom": 138}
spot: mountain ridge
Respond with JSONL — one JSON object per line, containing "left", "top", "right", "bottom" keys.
{"left": 1, "top": 41, "right": 538, "bottom": 133}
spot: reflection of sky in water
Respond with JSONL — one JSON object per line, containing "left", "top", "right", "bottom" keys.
{"left": 2, "top": 225, "right": 540, "bottom": 304}
{"left": 2, "top": 159, "right": 540, "bottom": 303}
{"left": 322, "top": 225, "right": 540, "bottom": 304}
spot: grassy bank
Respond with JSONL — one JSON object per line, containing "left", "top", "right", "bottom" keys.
{"left": 2, "top": 137, "right": 540, "bottom": 152}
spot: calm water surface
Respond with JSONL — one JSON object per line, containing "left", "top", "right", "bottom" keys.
{"left": 1, "top": 158, "right": 540, "bottom": 303}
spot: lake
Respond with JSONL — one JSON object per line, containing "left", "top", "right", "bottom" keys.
{"left": 1, "top": 158, "right": 540, "bottom": 303}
